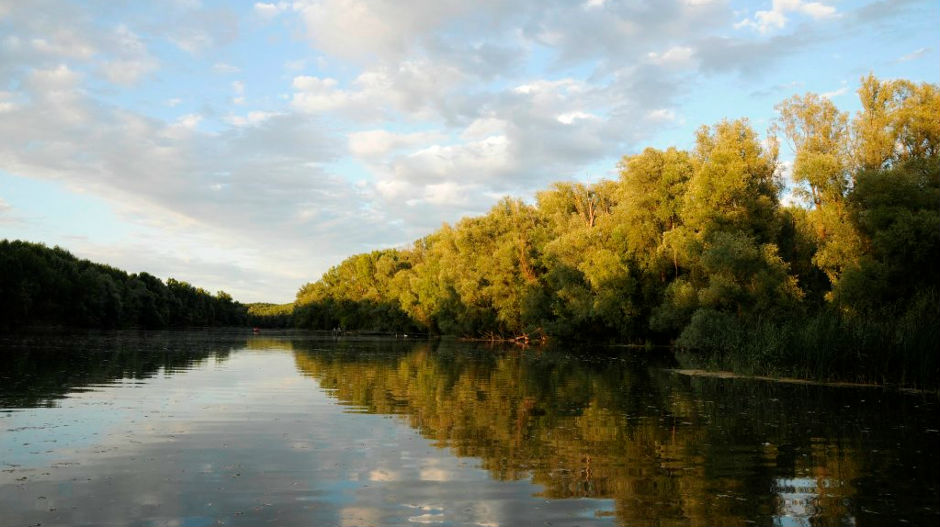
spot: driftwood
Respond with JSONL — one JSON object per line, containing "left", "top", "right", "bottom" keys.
{"left": 461, "top": 330, "right": 548, "bottom": 346}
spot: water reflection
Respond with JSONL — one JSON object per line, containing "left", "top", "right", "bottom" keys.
{"left": 0, "top": 333, "right": 936, "bottom": 526}
{"left": 293, "top": 340, "right": 939, "bottom": 526}
{"left": 0, "top": 330, "right": 237, "bottom": 407}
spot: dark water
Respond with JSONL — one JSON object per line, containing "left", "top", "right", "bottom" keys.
{"left": 0, "top": 331, "right": 937, "bottom": 527}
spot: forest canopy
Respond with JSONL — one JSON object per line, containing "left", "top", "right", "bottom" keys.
{"left": 0, "top": 240, "right": 248, "bottom": 330}
{"left": 294, "top": 76, "right": 938, "bottom": 332}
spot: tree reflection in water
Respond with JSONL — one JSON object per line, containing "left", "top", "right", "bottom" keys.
{"left": 293, "top": 339, "right": 938, "bottom": 526}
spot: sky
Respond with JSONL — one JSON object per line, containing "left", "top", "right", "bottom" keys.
{"left": 0, "top": 0, "right": 937, "bottom": 303}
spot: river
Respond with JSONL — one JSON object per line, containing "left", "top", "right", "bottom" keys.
{"left": 0, "top": 330, "right": 937, "bottom": 526}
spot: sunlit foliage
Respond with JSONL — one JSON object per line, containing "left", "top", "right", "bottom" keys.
{"left": 293, "top": 76, "right": 937, "bottom": 361}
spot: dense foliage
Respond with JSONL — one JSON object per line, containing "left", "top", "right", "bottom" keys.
{"left": 293, "top": 76, "right": 938, "bottom": 383}
{"left": 0, "top": 240, "right": 248, "bottom": 330}
{"left": 246, "top": 302, "right": 294, "bottom": 328}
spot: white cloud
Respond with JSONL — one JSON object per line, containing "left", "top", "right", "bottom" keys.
{"left": 401, "top": 135, "right": 513, "bottom": 182}
{"left": 254, "top": 2, "right": 289, "bottom": 19}
{"left": 30, "top": 28, "right": 97, "bottom": 60}
{"left": 212, "top": 62, "right": 241, "bottom": 73}
{"left": 897, "top": 47, "right": 929, "bottom": 62}
{"left": 646, "top": 108, "right": 677, "bottom": 122}
{"left": 174, "top": 113, "right": 203, "bottom": 129}
{"left": 646, "top": 45, "right": 695, "bottom": 68}
{"left": 26, "top": 64, "right": 87, "bottom": 124}
{"left": 348, "top": 129, "right": 445, "bottom": 158}
{"left": 169, "top": 31, "right": 213, "bottom": 54}
{"left": 101, "top": 59, "right": 154, "bottom": 85}
{"left": 0, "top": 91, "right": 17, "bottom": 113}
{"left": 557, "top": 111, "right": 599, "bottom": 125}
{"left": 225, "top": 111, "right": 279, "bottom": 127}
{"left": 513, "top": 78, "right": 585, "bottom": 96}
{"left": 290, "top": 59, "right": 469, "bottom": 121}
{"left": 290, "top": 75, "right": 349, "bottom": 112}
{"left": 291, "top": 0, "right": 471, "bottom": 61}
{"left": 821, "top": 83, "right": 848, "bottom": 99}
{"left": 98, "top": 26, "right": 158, "bottom": 86}
{"left": 421, "top": 181, "right": 472, "bottom": 206}
{"left": 0, "top": 56, "right": 389, "bottom": 301}
{"left": 461, "top": 117, "right": 509, "bottom": 140}
{"left": 735, "top": 0, "right": 837, "bottom": 33}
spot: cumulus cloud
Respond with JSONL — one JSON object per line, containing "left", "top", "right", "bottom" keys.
{"left": 347, "top": 129, "right": 447, "bottom": 159}
{"left": 30, "top": 29, "right": 97, "bottom": 59}
{"left": 646, "top": 45, "right": 695, "bottom": 68}
{"left": 225, "top": 111, "right": 279, "bottom": 127}
{"left": 254, "top": 2, "right": 290, "bottom": 20}
{"left": 290, "top": 59, "right": 471, "bottom": 122}
{"left": 735, "top": 0, "right": 837, "bottom": 33}
{"left": 291, "top": 0, "right": 473, "bottom": 61}
{"left": 290, "top": 75, "right": 348, "bottom": 113}
{"left": 100, "top": 26, "right": 158, "bottom": 85}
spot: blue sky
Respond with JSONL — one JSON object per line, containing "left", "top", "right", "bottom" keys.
{"left": 0, "top": 0, "right": 937, "bottom": 302}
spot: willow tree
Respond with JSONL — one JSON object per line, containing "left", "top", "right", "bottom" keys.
{"left": 654, "top": 119, "right": 802, "bottom": 341}
{"left": 438, "top": 198, "right": 548, "bottom": 337}
{"left": 775, "top": 92, "right": 860, "bottom": 293}
{"left": 535, "top": 180, "right": 636, "bottom": 338}
{"left": 777, "top": 76, "right": 940, "bottom": 310}
{"left": 615, "top": 147, "right": 693, "bottom": 280}
{"left": 834, "top": 77, "right": 940, "bottom": 311}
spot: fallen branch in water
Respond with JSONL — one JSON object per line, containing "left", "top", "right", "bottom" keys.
{"left": 460, "top": 330, "right": 548, "bottom": 346}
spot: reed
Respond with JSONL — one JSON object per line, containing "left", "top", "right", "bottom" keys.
{"left": 675, "top": 289, "right": 940, "bottom": 390}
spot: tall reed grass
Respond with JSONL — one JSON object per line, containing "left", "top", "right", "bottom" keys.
{"left": 675, "top": 289, "right": 939, "bottom": 390}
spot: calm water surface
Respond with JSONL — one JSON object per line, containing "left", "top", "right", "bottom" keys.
{"left": 0, "top": 331, "right": 937, "bottom": 526}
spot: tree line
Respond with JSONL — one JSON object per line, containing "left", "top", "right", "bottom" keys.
{"left": 290, "top": 75, "right": 938, "bottom": 384}
{"left": 2, "top": 75, "right": 936, "bottom": 384}
{"left": 0, "top": 240, "right": 248, "bottom": 330}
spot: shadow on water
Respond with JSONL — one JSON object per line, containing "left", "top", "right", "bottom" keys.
{"left": 292, "top": 338, "right": 940, "bottom": 526}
